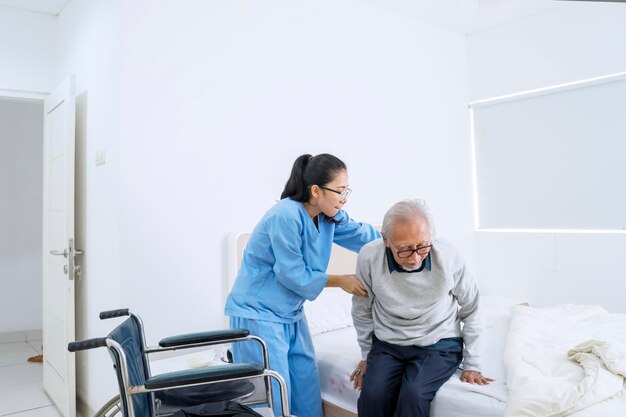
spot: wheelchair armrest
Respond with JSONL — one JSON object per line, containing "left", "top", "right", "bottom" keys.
{"left": 99, "top": 308, "right": 130, "bottom": 320}
{"left": 144, "top": 363, "right": 264, "bottom": 390}
{"left": 68, "top": 337, "right": 108, "bottom": 352}
{"left": 159, "top": 328, "right": 250, "bottom": 348}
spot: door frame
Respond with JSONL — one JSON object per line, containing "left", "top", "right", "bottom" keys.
{"left": 0, "top": 88, "right": 48, "bottom": 345}
{"left": 0, "top": 88, "right": 49, "bottom": 101}
{"left": 1, "top": 86, "right": 80, "bottom": 417}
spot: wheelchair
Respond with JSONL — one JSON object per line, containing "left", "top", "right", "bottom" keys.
{"left": 68, "top": 309, "right": 292, "bottom": 417}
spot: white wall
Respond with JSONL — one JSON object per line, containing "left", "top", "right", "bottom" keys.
{"left": 56, "top": 0, "right": 122, "bottom": 412}
{"left": 12, "top": 0, "right": 477, "bottom": 412}
{"left": 467, "top": 3, "right": 626, "bottom": 312}
{"left": 0, "top": 98, "right": 43, "bottom": 333}
{"left": 467, "top": 4, "right": 626, "bottom": 101}
{"left": 2, "top": 1, "right": 474, "bottom": 413}
{"left": 4, "top": 1, "right": 623, "bottom": 413}
{"left": 0, "top": 6, "right": 57, "bottom": 93}
{"left": 118, "top": 0, "right": 475, "bottom": 344}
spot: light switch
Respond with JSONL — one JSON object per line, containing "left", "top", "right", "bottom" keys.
{"left": 95, "top": 150, "right": 106, "bottom": 166}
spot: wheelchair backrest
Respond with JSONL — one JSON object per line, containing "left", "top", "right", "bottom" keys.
{"left": 107, "top": 315, "right": 153, "bottom": 417}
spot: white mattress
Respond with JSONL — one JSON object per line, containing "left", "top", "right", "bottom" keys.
{"left": 313, "top": 304, "right": 512, "bottom": 417}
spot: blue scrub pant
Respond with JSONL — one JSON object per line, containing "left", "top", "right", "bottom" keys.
{"left": 358, "top": 336, "right": 462, "bottom": 417}
{"left": 230, "top": 316, "right": 323, "bottom": 417}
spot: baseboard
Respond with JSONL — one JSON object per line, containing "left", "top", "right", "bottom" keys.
{"left": 26, "top": 329, "right": 42, "bottom": 341}
{"left": 77, "top": 394, "right": 95, "bottom": 417}
{"left": 0, "top": 329, "right": 42, "bottom": 344}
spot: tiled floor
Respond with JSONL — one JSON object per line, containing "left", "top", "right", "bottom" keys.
{"left": 0, "top": 341, "right": 276, "bottom": 417}
{"left": 0, "top": 340, "right": 61, "bottom": 417}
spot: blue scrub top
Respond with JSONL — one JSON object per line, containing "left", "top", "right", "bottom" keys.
{"left": 225, "top": 198, "right": 380, "bottom": 323}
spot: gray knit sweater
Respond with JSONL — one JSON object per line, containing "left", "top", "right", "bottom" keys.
{"left": 351, "top": 238, "right": 483, "bottom": 371}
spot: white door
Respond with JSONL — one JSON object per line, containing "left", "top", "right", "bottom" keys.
{"left": 42, "top": 77, "right": 79, "bottom": 417}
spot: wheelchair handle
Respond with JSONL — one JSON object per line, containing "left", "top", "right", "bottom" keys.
{"left": 68, "top": 337, "right": 108, "bottom": 352}
{"left": 100, "top": 308, "right": 130, "bottom": 320}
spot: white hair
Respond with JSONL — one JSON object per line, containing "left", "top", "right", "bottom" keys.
{"left": 381, "top": 199, "right": 433, "bottom": 239}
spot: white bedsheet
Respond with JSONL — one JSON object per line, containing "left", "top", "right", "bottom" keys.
{"left": 504, "top": 304, "right": 626, "bottom": 417}
{"left": 313, "top": 304, "right": 510, "bottom": 417}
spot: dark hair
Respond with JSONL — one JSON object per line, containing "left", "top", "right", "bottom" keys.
{"left": 280, "top": 153, "right": 347, "bottom": 202}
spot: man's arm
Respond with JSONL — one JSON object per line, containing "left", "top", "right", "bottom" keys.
{"left": 452, "top": 261, "right": 482, "bottom": 371}
{"left": 452, "top": 258, "right": 494, "bottom": 385}
{"left": 351, "top": 249, "right": 375, "bottom": 360}
{"left": 350, "top": 249, "right": 375, "bottom": 390}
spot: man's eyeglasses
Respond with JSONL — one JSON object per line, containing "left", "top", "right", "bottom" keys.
{"left": 319, "top": 186, "right": 352, "bottom": 199}
{"left": 394, "top": 244, "right": 432, "bottom": 259}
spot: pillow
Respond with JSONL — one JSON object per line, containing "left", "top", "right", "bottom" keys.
{"left": 304, "top": 288, "right": 353, "bottom": 336}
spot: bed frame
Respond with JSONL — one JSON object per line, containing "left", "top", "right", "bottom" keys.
{"left": 322, "top": 401, "right": 356, "bottom": 417}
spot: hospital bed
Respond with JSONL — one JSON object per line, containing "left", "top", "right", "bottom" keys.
{"left": 301, "top": 246, "right": 626, "bottom": 417}
{"left": 306, "top": 289, "right": 514, "bottom": 417}
{"left": 228, "top": 233, "right": 515, "bottom": 417}
{"left": 230, "top": 231, "right": 626, "bottom": 417}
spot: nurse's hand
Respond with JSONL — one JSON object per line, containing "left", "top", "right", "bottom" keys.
{"left": 341, "top": 275, "right": 367, "bottom": 297}
{"left": 326, "top": 274, "right": 368, "bottom": 296}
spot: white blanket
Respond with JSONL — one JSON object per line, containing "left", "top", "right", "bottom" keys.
{"left": 504, "top": 304, "right": 626, "bottom": 417}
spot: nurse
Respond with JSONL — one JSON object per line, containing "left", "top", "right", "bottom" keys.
{"left": 224, "top": 153, "right": 380, "bottom": 417}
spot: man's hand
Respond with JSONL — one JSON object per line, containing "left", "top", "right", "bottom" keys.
{"left": 460, "top": 370, "right": 494, "bottom": 385}
{"left": 349, "top": 360, "right": 367, "bottom": 390}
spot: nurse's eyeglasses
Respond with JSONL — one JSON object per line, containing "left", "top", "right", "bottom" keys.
{"left": 319, "top": 186, "right": 352, "bottom": 199}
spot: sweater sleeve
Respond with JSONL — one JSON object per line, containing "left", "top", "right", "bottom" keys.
{"left": 451, "top": 259, "right": 483, "bottom": 372}
{"left": 351, "top": 248, "right": 375, "bottom": 360}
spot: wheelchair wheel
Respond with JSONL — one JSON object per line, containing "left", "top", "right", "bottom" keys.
{"left": 94, "top": 395, "right": 121, "bottom": 417}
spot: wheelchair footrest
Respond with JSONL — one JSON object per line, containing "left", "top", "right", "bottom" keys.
{"left": 145, "top": 363, "right": 264, "bottom": 390}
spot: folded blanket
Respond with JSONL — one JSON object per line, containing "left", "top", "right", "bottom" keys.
{"left": 568, "top": 339, "right": 626, "bottom": 378}
{"left": 504, "top": 304, "right": 626, "bottom": 417}
{"left": 563, "top": 339, "right": 626, "bottom": 415}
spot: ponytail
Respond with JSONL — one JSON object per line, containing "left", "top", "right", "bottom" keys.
{"left": 280, "top": 154, "right": 312, "bottom": 201}
{"left": 280, "top": 153, "right": 347, "bottom": 202}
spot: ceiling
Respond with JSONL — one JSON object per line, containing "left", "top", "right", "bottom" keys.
{"left": 353, "top": 0, "right": 570, "bottom": 34}
{"left": 0, "top": 0, "right": 68, "bottom": 15}
{"left": 0, "top": 0, "right": 572, "bottom": 32}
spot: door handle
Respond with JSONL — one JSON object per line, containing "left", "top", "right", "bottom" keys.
{"left": 50, "top": 249, "right": 69, "bottom": 258}
{"left": 51, "top": 239, "right": 83, "bottom": 279}
{"left": 50, "top": 249, "right": 83, "bottom": 257}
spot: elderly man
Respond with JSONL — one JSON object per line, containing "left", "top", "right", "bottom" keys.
{"left": 350, "top": 199, "right": 492, "bottom": 417}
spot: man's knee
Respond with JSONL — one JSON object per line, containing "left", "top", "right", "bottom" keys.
{"left": 360, "top": 380, "right": 398, "bottom": 405}
{"left": 391, "top": 383, "right": 434, "bottom": 417}
{"left": 396, "top": 376, "right": 438, "bottom": 408}
{"left": 403, "top": 383, "right": 436, "bottom": 404}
